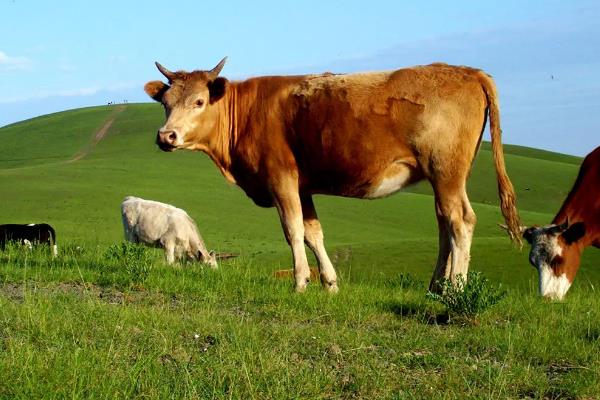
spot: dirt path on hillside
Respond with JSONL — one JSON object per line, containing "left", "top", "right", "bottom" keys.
{"left": 68, "top": 105, "right": 126, "bottom": 162}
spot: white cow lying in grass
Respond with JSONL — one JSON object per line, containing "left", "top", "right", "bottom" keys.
{"left": 120, "top": 196, "right": 217, "bottom": 267}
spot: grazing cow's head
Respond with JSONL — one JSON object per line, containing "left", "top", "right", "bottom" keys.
{"left": 523, "top": 221, "right": 586, "bottom": 300}
{"left": 144, "top": 58, "right": 228, "bottom": 152}
{"left": 204, "top": 250, "right": 218, "bottom": 269}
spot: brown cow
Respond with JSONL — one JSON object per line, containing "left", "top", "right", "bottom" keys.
{"left": 144, "top": 58, "right": 522, "bottom": 293}
{"left": 522, "top": 146, "right": 600, "bottom": 300}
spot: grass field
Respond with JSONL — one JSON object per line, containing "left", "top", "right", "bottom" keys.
{"left": 1, "top": 104, "right": 599, "bottom": 398}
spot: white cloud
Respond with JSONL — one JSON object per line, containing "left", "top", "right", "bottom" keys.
{"left": 0, "top": 87, "right": 98, "bottom": 103}
{"left": 0, "top": 82, "right": 140, "bottom": 104}
{"left": 0, "top": 50, "right": 32, "bottom": 71}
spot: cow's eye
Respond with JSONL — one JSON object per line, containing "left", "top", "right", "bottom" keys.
{"left": 195, "top": 99, "right": 204, "bottom": 107}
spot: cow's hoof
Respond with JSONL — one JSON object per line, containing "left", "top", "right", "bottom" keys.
{"left": 295, "top": 278, "right": 309, "bottom": 293}
{"left": 428, "top": 281, "right": 444, "bottom": 295}
{"left": 323, "top": 280, "right": 339, "bottom": 294}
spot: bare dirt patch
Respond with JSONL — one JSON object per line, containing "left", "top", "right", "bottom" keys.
{"left": 0, "top": 280, "right": 144, "bottom": 305}
{"left": 69, "top": 105, "right": 126, "bottom": 162}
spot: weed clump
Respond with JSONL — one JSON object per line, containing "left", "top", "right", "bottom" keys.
{"left": 426, "top": 272, "right": 506, "bottom": 319}
{"left": 104, "top": 242, "right": 152, "bottom": 283}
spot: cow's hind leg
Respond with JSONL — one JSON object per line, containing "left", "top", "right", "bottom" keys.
{"left": 273, "top": 179, "right": 312, "bottom": 292}
{"left": 45, "top": 228, "right": 58, "bottom": 257}
{"left": 429, "top": 185, "right": 476, "bottom": 292}
{"left": 429, "top": 203, "right": 452, "bottom": 292}
{"left": 301, "top": 195, "right": 338, "bottom": 293}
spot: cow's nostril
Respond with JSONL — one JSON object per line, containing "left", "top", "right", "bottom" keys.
{"left": 168, "top": 132, "right": 177, "bottom": 141}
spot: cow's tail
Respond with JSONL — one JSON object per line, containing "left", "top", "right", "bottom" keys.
{"left": 479, "top": 72, "right": 523, "bottom": 247}
{"left": 48, "top": 225, "right": 58, "bottom": 257}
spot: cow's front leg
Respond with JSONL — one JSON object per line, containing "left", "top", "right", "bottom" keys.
{"left": 163, "top": 239, "right": 176, "bottom": 264}
{"left": 273, "top": 183, "right": 311, "bottom": 292}
{"left": 301, "top": 195, "right": 338, "bottom": 293}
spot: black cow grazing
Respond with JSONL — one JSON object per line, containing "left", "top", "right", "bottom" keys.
{"left": 0, "top": 224, "right": 57, "bottom": 256}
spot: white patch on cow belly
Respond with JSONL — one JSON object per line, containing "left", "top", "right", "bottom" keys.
{"left": 366, "top": 168, "right": 411, "bottom": 199}
{"left": 539, "top": 264, "right": 571, "bottom": 300}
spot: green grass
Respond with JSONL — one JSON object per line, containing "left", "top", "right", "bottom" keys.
{"left": 1, "top": 104, "right": 599, "bottom": 398}
{"left": 1, "top": 245, "right": 600, "bottom": 399}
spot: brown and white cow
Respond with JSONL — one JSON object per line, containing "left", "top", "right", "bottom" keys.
{"left": 522, "top": 146, "right": 600, "bottom": 300}
{"left": 144, "top": 58, "right": 522, "bottom": 293}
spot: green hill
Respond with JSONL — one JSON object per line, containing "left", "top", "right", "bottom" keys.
{"left": 1, "top": 104, "right": 598, "bottom": 287}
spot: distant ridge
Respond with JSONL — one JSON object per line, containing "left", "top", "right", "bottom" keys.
{"left": 479, "top": 142, "right": 582, "bottom": 165}
{"left": 0, "top": 103, "right": 583, "bottom": 166}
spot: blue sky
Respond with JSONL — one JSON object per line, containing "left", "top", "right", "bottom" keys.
{"left": 1, "top": 0, "right": 598, "bottom": 155}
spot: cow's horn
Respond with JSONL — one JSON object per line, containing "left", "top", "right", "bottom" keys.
{"left": 498, "top": 223, "right": 527, "bottom": 233}
{"left": 209, "top": 57, "right": 227, "bottom": 79}
{"left": 550, "top": 220, "right": 569, "bottom": 234}
{"left": 155, "top": 62, "right": 176, "bottom": 82}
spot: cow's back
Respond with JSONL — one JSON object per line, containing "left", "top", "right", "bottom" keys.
{"left": 0, "top": 223, "right": 55, "bottom": 246}
{"left": 281, "top": 64, "right": 488, "bottom": 196}
{"left": 121, "top": 197, "right": 186, "bottom": 243}
{"left": 553, "top": 146, "right": 600, "bottom": 246}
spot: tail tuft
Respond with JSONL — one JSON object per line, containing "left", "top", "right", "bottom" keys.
{"left": 480, "top": 72, "right": 523, "bottom": 247}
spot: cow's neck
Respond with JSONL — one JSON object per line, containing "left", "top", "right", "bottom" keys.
{"left": 195, "top": 85, "right": 239, "bottom": 184}
{"left": 552, "top": 158, "right": 600, "bottom": 248}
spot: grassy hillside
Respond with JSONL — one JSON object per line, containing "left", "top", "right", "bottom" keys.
{"left": 0, "top": 106, "right": 116, "bottom": 169}
{"left": 1, "top": 104, "right": 599, "bottom": 398}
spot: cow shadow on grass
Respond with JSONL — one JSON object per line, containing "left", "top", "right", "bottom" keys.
{"left": 376, "top": 272, "right": 451, "bottom": 325}
{"left": 383, "top": 300, "right": 450, "bottom": 325}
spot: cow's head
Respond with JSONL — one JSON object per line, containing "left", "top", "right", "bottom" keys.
{"left": 523, "top": 221, "right": 586, "bottom": 300}
{"left": 144, "top": 58, "right": 228, "bottom": 152}
{"left": 202, "top": 250, "right": 218, "bottom": 269}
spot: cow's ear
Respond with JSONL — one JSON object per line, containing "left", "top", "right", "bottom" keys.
{"left": 208, "top": 77, "right": 228, "bottom": 104}
{"left": 561, "top": 222, "right": 586, "bottom": 245}
{"left": 144, "top": 80, "right": 169, "bottom": 102}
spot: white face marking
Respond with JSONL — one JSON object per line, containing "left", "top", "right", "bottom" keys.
{"left": 528, "top": 226, "right": 563, "bottom": 268}
{"left": 536, "top": 233, "right": 562, "bottom": 257}
{"left": 538, "top": 264, "right": 571, "bottom": 300}
{"left": 528, "top": 225, "right": 570, "bottom": 299}
{"left": 366, "top": 168, "right": 411, "bottom": 199}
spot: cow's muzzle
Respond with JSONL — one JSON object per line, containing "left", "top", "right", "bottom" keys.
{"left": 156, "top": 129, "right": 178, "bottom": 152}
